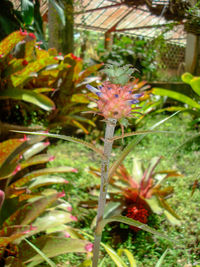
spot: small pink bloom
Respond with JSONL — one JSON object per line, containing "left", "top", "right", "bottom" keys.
{"left": 64, "top": 231, "right": 71, "bottom": 238}
{"left": 49, "top": 156, "right": 55, "bottom": 162}
{"left": 44, "top": 141, "right": 50, "bottom": 146}
{"left": 20, "top": 28, "right": 27, "bottom": 36}
{"left": 67, "top": 206, "right": 72, "bottom": 212}
{"left": 85, "top": 243, "right": 93, "bottom": 252}
{"left": 71, "top": 168, "right": 78, "bottom": 173}
{"left": 64, "top": 180, "right": 69, "bottom": 184}
{"left": 0, "top": 54, "right": 4, "bottom": 58}
{"left": 70, "top": 215, "right": 78, "bottom": 221}
{"left": 28, "top": 33, "right": 36, "bottom": 39}
{"left": 58, "top": 190, "right": 65, "bottom": 198}
{"left": 20, "top": 134, "right": 29, "bottom": 141}
{"left": 13, "top": 165, "right": 21, "bottom": 175}
{"left": 58, "top": 52, "right": 62, "bottom": 55}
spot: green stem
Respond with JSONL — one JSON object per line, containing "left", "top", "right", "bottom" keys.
{"left": 92, "top": 118, "right": 117, "bottom": 267}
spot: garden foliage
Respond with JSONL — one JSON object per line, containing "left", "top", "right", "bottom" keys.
{"left": 0, "top": 135, "right": 92, "bottom": 266}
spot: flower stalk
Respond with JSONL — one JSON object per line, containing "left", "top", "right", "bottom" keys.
{"left": 92, "top": 118, "right": 117, "bottom": 267}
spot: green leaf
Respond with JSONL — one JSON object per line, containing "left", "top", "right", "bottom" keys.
{"left": 24, "top": 238, "right": 56, "bottom": 267}
{"left": 11, "top": 57, "right": 57, "bottom": 87}
{"left": 0, "top": 88, "right": 55, "bottom": 111}
{"left": 0, "top": 31, "right": 26, "bottom": 56}
{"left": 31, "top": 210, "right": 73, "bottom": 235}
{"left": 181, "top": 72, "right": 193, "bottom": 84}
{"left": 152, "top": 88, "right": 200, "bottom": 109}
{"left": 10, "top": 166, "right": 76, "bottom": 188}
{"left": 11, "top": 131, "right": 105, "bottom": 159}
{"left": 20, "top": 154, "right": 54, "bottom": 169}
{"left": 155, "top": 248, "right": 169, "bottom": 267}
{"left": 118, "top": 248, "right": 137, "bottom": 267}
{"left": 145, "top": 197, "right": 163, "bottom": 214}
{"left": 99, "top": 215, "right": 173, "bottom": 241}
{"left": 20, "top": 236, "right": 89, "bottom": 264}
{"left": 49, "top": 0, "right": 65, "bottom": 26}
{"left": 28, "top": 176, "right": 68, "bottom": 189}
{"left": 3, "top": 192, "right": 62, "bottom": 227}
{"left": 22, "top": 142, "right": 50, "bottom": 160}
{"left": 163, "top": 210, "right": 181, "bottom": 226}
{"left": 101, "top": 243, "right": 128, "bottom": 267}
{"left": 190, "top": 77, "right": 200, "bottom": 97}
{"left": 21, "top": 0, "right": 34, "bottom": 25}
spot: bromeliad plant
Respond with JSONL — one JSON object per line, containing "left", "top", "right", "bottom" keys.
{"left": 0, "top": 30, "right": 102, "bottom": 133}
{"left": 14, "top": 64, "right": 177, "bottom": 267}
{"left": 0, "top": 135, "right": 92, "bottom": 266}
{"left": 89, "top": 156, "right": 181, "bottom": 229}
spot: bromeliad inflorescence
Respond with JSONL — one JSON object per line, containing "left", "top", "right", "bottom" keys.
{"left": 86, "top": 64, "right": 143, "bottom": 121}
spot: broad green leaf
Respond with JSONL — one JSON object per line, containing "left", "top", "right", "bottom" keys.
{"left": 9, "top": 166, "right": 76, "bottom": 188}
{"left": 22, "top": 142, "right": 50, "bottom": 160}
{"left": 99, "top": 215, "right": 173, "bottom": 241}
{"left": 11, "top": 57, "right": 57, "bottom": 87}
{"left": 49, "top": 0, "right": 65, "bottom": 26}
{"left": 190, "top": 77, "right": 200, "bottom": 96}
{"left": 21, "top": 0, "right": 34, "bottom": 25}
{"left": 31, "top": 210, "right": 73, "bottom": 235}
{"left": 0, "top": 139, "right": 24, "bottom": 168}
{"left": 131, "top": 158, "right": 143, "bottom": 183}
{"left": 152, "top": 88, "right": 200, "bottom": 109}
{"left": 181, "top": 72, "right": 193, "bottom": 84}
{"left": 0, "top": 225, "right": 35, "bottom": 248}
{"left": 3, "top": 193, "right": 63, "bottom": 227}
{"left": 11, "top": 131, "right": 105, "bottom": 159}
{"left": 101, "top": 243, "right": 127, "bottom": 267}
{"left": 118, "top": 248, "right": 137, "bottom": 267}
{"left": 24, "top": 238, "right": 56, "bottom": 267}
{"left": 28, "top": 176, "right": 68, "bottom": 189}
{"left": 109, "top": 112, "right": 180, "bottom": 179}
{"left": 20, "top": 236, "right": 89, "bottom": 264}
{"left": 20, "top": 154, "right": 54, "bottom": 169}
{"left": 5, "top": 256, "right": 26, "bottom": 267}
{"left": 76, "top": 63, "right": 103, "bottom": 84}
{"left": 33, "top": 88, "right": 55, "bottom": 93}
{"left": 145, "top": 197, "right": 163, "bottom": 214}
{"left": 0, "top": 31, "right": 26, "bottom": 56}
{"left": 155, "top": 248, "right": 169, "bottom": 267}
{"left": 0, "top": 88, "right": 55, "bottom": 111}
{"left": 163, "top": 210, "right": 181, "bottom": 225}
{"left": 71, "top": 93, "right": 92, "bottom": 103}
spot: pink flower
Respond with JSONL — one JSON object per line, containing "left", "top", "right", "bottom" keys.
{"left": 70, "top": 215, "right": 78, "bottom": 221}
{"left": 67, "top": 206, "right": 72, "bottom": 212}
{"left": 86, "top": 81, "right": 143, "bottom": 120}
{"left": 64, "top": 231, "right": 71, "bottom": 238}
{"left": 12, "top": 165, "right": 21, "bottom": 175}
{"left": 85, "top": 243, "right": 93, "bottom": 252}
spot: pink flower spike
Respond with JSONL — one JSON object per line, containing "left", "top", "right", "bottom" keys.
{"left": 85, "top": 243, "right": 93, "bottom": 252}
{"left": 70, "top": 215, "right": 78, "bottom": 222}
{"left": 58, "top": 190, "right": 65, "bottom": 198}
{"left": 67, "top": 206, "right": 72, "bottom": 212}
{"left": 49, "top": 156, "right": 55, "bottom": 162}
{"left": 0, "top": 54, "right": 4, "bottom": 58}
{"left": 13, "top": 165, "right": 21, "bottom": 175}
{"left": 64, "top": 180, "right": 69, "bottom": 184}
{"left": 64, "top": 231, "right": 71, "bottom": 238}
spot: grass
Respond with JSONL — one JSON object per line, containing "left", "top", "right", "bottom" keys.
{"left": 46, "top": 112, "right": 200, "bottom": 266}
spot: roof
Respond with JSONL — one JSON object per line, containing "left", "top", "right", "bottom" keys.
{"left": 11, "top": 0, "right": 187, "bottom": 46}
{"left": 75, "top": 0, "right": 186, "bottom": 46}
